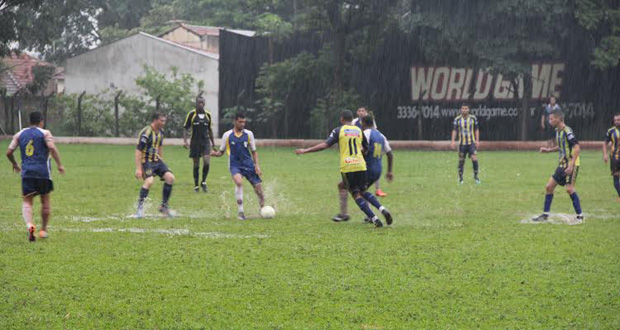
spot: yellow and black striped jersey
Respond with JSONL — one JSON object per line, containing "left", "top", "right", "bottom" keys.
{"left": 137, "top": 125, "right": 164, "bottom": 163}
{"left": 184, "top": 109, "right": 212, "bottom": 144}
{"left": 325, "top": 125, "right": 368, "bottom": 173}
{"left": 605, "top": 126, "right": 620, "bottom": 161}
{"left": 556, "top": 126, "right": 580, "bottom": 168}
{"left": 453, "top": 115, "right": 478, "bottom": 146}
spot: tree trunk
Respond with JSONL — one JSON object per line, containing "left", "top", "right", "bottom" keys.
{"left": 77, "top": 91, "right": 86, "bottom": 136}
{"left": 114, "top": 91, "right": 122, "bottom": 137}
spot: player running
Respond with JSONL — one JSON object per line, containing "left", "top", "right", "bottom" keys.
{"left": 134, "top": 113, "right": 175, "bottom": 218}
{"left": 295, "top": 110, "right": 393, "bottom": 227}
{"left": 451, "top": 104, "right": 480, "bottom": 184}
{"left": 532, "top": 109, "right": 584, "bottom": 222}
{"left": 333, "top": 115, "right": 394, "bottom": 222}
{"left": 211, "top": 112, "right": 265, "bottom": 220}
{"left": 602, "top": 113, "right": 620, "bottom": 202}
{"left": 6, "top": 111, "right": 65, "bottom": 241}
{"left": 352, "top": 106, "right": 386, "bottom": 197}
{"left": 183, "top": 96, "right": 215, "bottom": 193}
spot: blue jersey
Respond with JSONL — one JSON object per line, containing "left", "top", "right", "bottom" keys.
{"left": 9, "top": 127, "right": 54, "bottom": 179}
{"left": 219, "top": 129, "right": 257, "bottom": 170}
{"left": 363, "top": 129, "right": 391, "bottom": 175}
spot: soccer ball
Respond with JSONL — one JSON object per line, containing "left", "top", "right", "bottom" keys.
{"left": 260, "top": 206, "right": 276, "bottom": 219}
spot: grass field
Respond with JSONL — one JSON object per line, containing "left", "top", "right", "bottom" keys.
{"left": 1, "top": 142, "right": 619, "bottom": 329}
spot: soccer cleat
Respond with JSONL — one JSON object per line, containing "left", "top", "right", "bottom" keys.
{"left": 576, "top": 214, "right": 584, "bottom": 223}
{"left": 372, "top": 217, "right": 384, "bottom": 228}
{"left": 28, "top": 225, "right": 36, "bottom": 242}
{"left": 159, "top": 204, "right": 171, "bottom": 217}
{"left": 194, "top": 186, "right": 200, "bottom": 193}
{"left": 458, "top": 180, "right": 464, "bottom": 185}
{"left": 531, "top": 213, "right": 549, "bottom": 222}
{"left": 331, "top": 214, "right": 350, "bottom": 222}
{"left": 381, "top": 208, "right": 393, "bottom": 225}
{"left": 238, "top": 212, "right": 246, "bottom": 220}
{"left": 375, "top": 189, "right": 387, "bottom": 197}
{"left": 135, "top": 206, "right": 144, "bottom": 219}
{"left": 475, "top": 177, "right": 481, "bottom": 184}
{"left": 39, "top": 230, "right": 48, "bottom": 239}
{"left": 201, "top": 182, "right": 208, "bottom": 193}
{"left": 363, "top": 217, "right": 373, "bottom": 224}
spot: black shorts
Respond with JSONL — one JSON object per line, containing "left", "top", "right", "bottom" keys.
{"left": 459, "top": 144, "right": 477, "bottom": 158}
{"left": 189, "top": 141, "right": 212, "bottom": 158}
{"left": 22, "top": 178, "right": 53, "bottom": 197}
{"left": 552, "top": 166, "right": 579, "bottom": 186}
{"left": 366, "top": 169, "right": 381, "bottom": 187}
{"left": 341, "top": 171, "right": 368, "bottom": 195}
{"left": 610, "top": 158, "right": 620, "bottom": 175}
{"left": 143, "top": 161, "right": 171, "bottom": 180}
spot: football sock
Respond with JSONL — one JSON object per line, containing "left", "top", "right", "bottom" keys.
{"left": 193, "top": 164, "right": 199, "bottom": 186}
{"left": 201, "top": 163, "right": 210, "bottom": 183}
{"left": 162, "top": 183, "right": 172, "bottom": 206}
{"left": 362, "top": 191, "right": 382, "bottom": 210}
{"left": 355, "top": 197, "right": 376, "bottom": 219}
{"left": 614, "top": 175, "right": 620, "bottom": 197}
{"left": 544, "top": 193, "right": 553, "bottom": 213}
{"left": 375, "top": 180, "right": 380, "bottom": 190}
{"left": 235, "top": 185, "right": 244, "bottom": 213}
{"left": 339, "top": 188, "right": 348, "bottom": 215}
{"left": 458, "top": 159, "right": 465, "bottom": 180}
{"left": 138, "top": 187, "right": 149, "bottom": 207}
{"left": 22, "top": 201, "right": 33, "bottom": 227}
{"left": 570, "top": 192, "right": 582, "bottom": 214}
{"left": 473, "top": 160, "right": 479, "bottom": 177}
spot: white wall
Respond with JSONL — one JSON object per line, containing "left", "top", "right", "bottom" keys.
{"left": 64, "top": 33, "right": 220, "bottom": 134}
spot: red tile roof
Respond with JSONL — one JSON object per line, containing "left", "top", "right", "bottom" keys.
{"left": 1, "top": 53, "right": 54, "bottom": 95}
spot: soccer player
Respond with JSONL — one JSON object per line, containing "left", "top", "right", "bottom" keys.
{"left": 602, "top": 113, "right": 620, "bottom": 202}
{"left": 532, "top": 109, "right": 584, "bottom": 222}
{"left": 211, "top": 112, "right": 264, "bottom": 220}
{"left": 541, "top": 96, "right": 561, "bottom": 147}
{"left": 295, "top": 110, "right": 393, "bottom": 227}
{"left": 333, "top": 115, "right": 394, "bottom": 222}
{"left": 183, "top": 96, "right": 215, "bottom": 192}
{"left": 451, "top": 104, "right": 480, "bottom": 184}
{"left": 134, "top": 113, "right": 175, "bottom": 218}
{"left": 6, "top": 111, "right": 65, "bottom": 241}
{"left": 352, "top": 106, "right": 386, "bottom": 197}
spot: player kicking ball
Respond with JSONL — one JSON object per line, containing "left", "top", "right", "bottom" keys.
{"left": 211, "top": 112, "right": 265, "bottom": 220}
{"left": 134, "top": 113, "right": 176, "bottom": 218}
{"left": 296, "top": 110, "right": 393, "bottom": 227}
{"left": 532, "top": 109, "right": 584, "bottom": 223}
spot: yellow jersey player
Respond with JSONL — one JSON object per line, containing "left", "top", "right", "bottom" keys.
{"left": 533, "top": 109, "right": 583, "bottom": 222}
{"left": 602, "top": 113, "right": 620, "bottom": 202}
{"left": 295, "top": 110, "right": 393, "bottom": 227}
{"left": 451, "top": 104, "right": 480, "bottom": 184}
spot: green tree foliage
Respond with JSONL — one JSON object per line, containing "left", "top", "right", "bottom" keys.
{"left": 575, "top": 0, "right": 620, "bottom": 69}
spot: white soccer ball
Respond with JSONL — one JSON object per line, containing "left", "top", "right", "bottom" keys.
{"left": 260, "top": 206, "right": 276, "bottom": 219}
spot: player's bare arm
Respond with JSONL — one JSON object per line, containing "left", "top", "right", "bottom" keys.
{"left": 565, "top": 144, "right": 581, "bottom": 175}
{"left": 134, "top": 149, "right": 144, "bottom": 179}
{"left": 45, "top": 140, "right": 65, "bottom": 174}
{"left": 603, "top": 141, "right": 609, "bottom": 163}
{"left": 386, "top": 151, "right": 394, "bottom": 182}
{"left": 6, "top": 147, "right": 20, "bottom": 173}
{"left": 295, "top": 142, "right": 329, "bottom": 155}
{"left": 540, "top": 146, "right": 559, "bottom": 153}
{"left": 183, "top": 128, "right": 190, "bottom": 149}
{"left": 475, "top": 129, "right": 480, "bottom": 148}
{"left": 252, "top": 150, "right": 262, "bottom": 176}
{"left": 451, "top": 130, "right": 457, "bottom": 149}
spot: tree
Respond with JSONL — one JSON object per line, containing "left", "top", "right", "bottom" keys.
{"left": 574, "top": 0, "right": 620, "bottom": 69}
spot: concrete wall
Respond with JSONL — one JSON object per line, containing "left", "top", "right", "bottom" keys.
{"left": 161, "top": 27, "right": 219, "bottom": 54}
{"left": 64, "top": 32, "right": 220, "bottom": 134}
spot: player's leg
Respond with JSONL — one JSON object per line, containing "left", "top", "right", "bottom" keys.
{"left": 533, "top": 176, "right": 558, "bottom": 221}
{"left": 22, "top": 194, "right": 36, "bottom": 241}
{"left": 136, "top": 175, "right": 154, "bottom": 217}
{"left": 39, "top": 193, "right": 51, "bottom": 238}
{"left": 565, "top": 168, "right": 583, "bottom": 220}
{"left": 332, "top": 181, "right": 350, "bottom": 221}
{"left": 252, "top": 183, "right": 265, "bottom": 209}
{"left": 232, "top": 173, "right": 245, "bottom": 220}
{"left": 160, "top": 171, "right": 175, "bottom": 214}
{"left": 375, "top": 178, "right": 387, "bottom": 197}
{"left": 348, "top": 172, "right": 383, "bottom": 227}
{"left": 612, "top": 162, "right": 620, "bottom": 201}
{"left": 471, "top": 146, "right": 480, "bottom": 183}
{"left": 457, "top": 148, "right": 465, "bottom": 184}
{"left": 192, "top": 157, "right": 200, "bottom": 192}
{"left": 201, "top": 153, "right": 211, "bottom": 192}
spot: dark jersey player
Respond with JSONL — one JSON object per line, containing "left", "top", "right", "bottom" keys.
{"left": 602, "top": 113, "right": 620, "bottom": 202}
{"left": 183, "top": 96, "right": 215, "bottom": 192}
{"left": 532, "top": 109, "right": 584, "bottom": 223}
{"left": 295, "top": 110, "right": 393, "bottom": 227}
{"left": 211, "top": 112, "right": 265, "bottom": 220}
{"left": 352, "top": 106, "right": 386, "bottom": 197}
{"left": 6, "top": 111, "right": 65, "bottom": 241}
{"left": 134, "top": 113, "right": 176, "bottom": 218}
{"left": 451, "top": 104, "right": 480, "bottom": 184}
{"left": 334, "top": 115, "right": 394, "bottom": 222}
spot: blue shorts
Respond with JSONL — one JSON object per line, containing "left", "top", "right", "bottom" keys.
{"left": 366, "top": 169, "right": 381, "bottom": 186}
{"left": 231, "top": 166, "right": 262, "bottom": 186}
{"left": 552, "top": 166, "right": 579, "bottom": 186}
{"left": 459, "top": 144, "right": 477, "bottom": 158}
{"left": 22, "top": 178, "right": 53, "bottom": 197}
{"left": 143, "top": 161, "right": 171, "bottom": 180}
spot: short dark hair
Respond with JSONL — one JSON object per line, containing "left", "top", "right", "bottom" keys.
{"left": 151, "top": 112, "right": 165, "bottom": 121}
{"left": 361, "top": 115, "right": 374, "bottom": 127}
{"left": 341, "top": 110, "right": 354, "bottom": 121}
{"left": 29, "top": 111, "right": 43, "bottom": 125}
{"left": 196, "top": 96, "right": 205, "bottom": 104}
{"left": 234, "top": 112, "right": 245, "bottom": 120}
{"left": 614, "top": 113, "right": 620, "bottom": 117}
{"left": 550, "top": 109, "right": 564, "bottom": 120}
{"left": 461, "top": 104, "right": 470, "bottom": 109}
